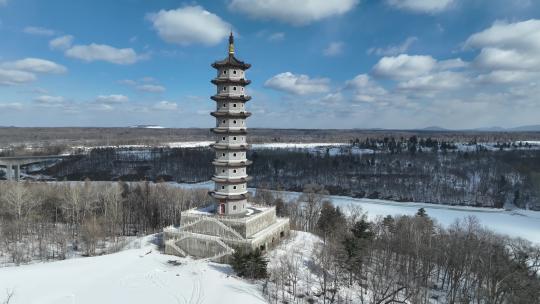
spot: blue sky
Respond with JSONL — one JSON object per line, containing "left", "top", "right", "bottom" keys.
{"left": 0, "top": 0, "right": 539, "bottom": 129}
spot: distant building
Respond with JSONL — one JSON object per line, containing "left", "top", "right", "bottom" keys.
{"left": 164, "top": 33, "right": 290, "bottom": 263}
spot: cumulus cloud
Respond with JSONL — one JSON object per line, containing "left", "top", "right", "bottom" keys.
{"left": 65, "top": 44, "right": 140, "bottom": 64}
{"left": 386, "top": 0, "right": 454, "bottom": 13}
{"left": 1, "top": 58, "right": 66, "bottom": 74}
{"left": 0, "top": 102, "right": 23, "bottom": 110}
{"left": 137, "top": 84, "right": 166, "bottom": 93}
{"left": 228, "top": 0, "right": 358, "bottom": 25}
{"left": 267, "top": 32, "right": 285, "bottom": 42}
{"left": 372, "top": 54, "right": 436, "bottom": 79}
{"left": 49, "top": 35, "right": 74, "bottom": 50}
{"left": 346, "top": 74, "right": 388, "bottom": 103}
{"left": 0, "top": 58, "right": 66, "bottom": 86}
{"left": 265, "top": 72, "right": 330, "bottom": 95}
{"left": 323, "top": 42, "right": 344, "bottom": 56}
{"left": 95, "top": 94, "right": 129, "bottom": 104}
{"left": 147, "top": 6, "right": 231, "bottom": 46}
{"left": 368, "top": 37, "right": 417, "bottom": 56}
{"left": 397, "top": 71, "right": 467, "bottom": 92}
{"left": 465, "top": 19, "right": 540, "bottom": 71}
{"left": 23, "top": 26, "right": 56, "bottom": 36}
{"left": 153, "top": 100, "right": 178, "bottom": 111}
{"left": 33, "top": 95, "right": 66, "bottom": 107}
{"left": 0, "top": 69, "right": 36, "bottom": 85}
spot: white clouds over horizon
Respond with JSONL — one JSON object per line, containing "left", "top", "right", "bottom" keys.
{"left": 265, "top": 72, "right": 330, "bottom": 95}
{"left": 49, "top": 35, "right": 74, "bottom": 50}
{"left": 148, "top": 6, "right": 231, "bottom": 46}
{"left": 386, "top": 0, "right": 455, "bottom": 13}
{"left": 0, "top": 58, "right": 66, "bottom": 86}
{"left": 323, "top": 42, "right": 344, "bottom": 57}
{"left": 23, "top": 26, "right": 56, "bottom": 36}
{"left": 228, "top": 0, "right": 358, "bottom": 25}
{"left": 65, "top": 43, "right": 141, "bottom": 65}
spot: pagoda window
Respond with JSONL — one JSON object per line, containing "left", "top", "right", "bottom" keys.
{"left": 221, "top": 186, "right": 225, "bottom": 190}
{"left": 233, "top": 169, "right": 237, "bottom": 173}
{"left": 233, "top": 104, "right": 237, "bottom": 107}
{"left": 222, "top": 137, "right": 226, "bottom": 140}
{"left": 233, "top": 186, "right": 237, "bottom": 190}
{"left": 233, "top": 205, "right": 237, "bottom": 210}
{"left": 222, "top": 120, "right": 226, "bottom": 123}
{"left": 222, "top": 153, "right": 225, "bottom": 156}
{"left": 223, "top": 103, "right": 226, "bottom": 107}
{"left": 233, "top": 70, "right": 237, "bottom": 75}
{"left": 233, "top": 120, "right": 237, "bottom": 124}
{"left": 222, "top": 87, "right": 226, "bottom": 91}
{"left": 233, "top": 87, "right": 237, "bottom": 91}
{"left": 233, "top": 137, "right": 237, "bottom": 140}
{"left": 233, "top": 153, "right": 237, "bottom": 157}
{"left": 222, "top": 169, "right": 225, "bottom": 173}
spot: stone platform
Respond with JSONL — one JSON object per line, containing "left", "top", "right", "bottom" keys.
{"left": 164, "top": 204, "right": 290, "bottom": 263}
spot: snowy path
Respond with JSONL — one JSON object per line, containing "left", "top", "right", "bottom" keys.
{"left": 175, "top": 181, "right": 540, "bottom": 244}
{"left": 0, "top": 236, "right": 266, "bottom": 304}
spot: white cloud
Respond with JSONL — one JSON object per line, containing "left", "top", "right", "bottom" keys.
{"left": 368, "top": 37, "right": 417, "bottom": 56}
{"left": 228, "top": 0, "right": 358, "bottom": 25}
{"left": 153, "top": 101, "right": 178, "bottom": 111}
{"left": 323, "top": 41, "right": 344, "bottom": 56}
{"left": 0, "top": 102, "right": 23, "bottom": 110}
{"left": 23, "top": 26, "right": 56, "bottom": 36}
{"left": 1, "top": 58, "right": 66, "bottom": 74}
{"left": 346, "top": 74, "right": 388, "bottom": 103}
{"left": 372, "top": 54, "right": 436, "bottom": 79}
{"left": 0, "top": 0, "right": 7, "bottom": 6}
{"left": 0, "top": 69, "right": 36, "bottom": 85}
{"left": 65, "top": 44, "right": 140, "bottom": 65}
{"left": 49, "top": 35, "right": 74, "bottom": 50}
{"left": 265, "top": 72, "right": 330, "bottom": 95}
{"left": 95, "top": 94, "right": 129, "bottom": 104}
{"left": 465, "top": 19, "right": 540, "bottom": 71}
{"left": 137, "top": 84, "right": 166, "bottom": 93}
{"left": 268, "top": 32, "right": 285, "bottom": 42}
{"left": 397, "top": 71, "right": 467, "bottom": 91}
{"left": 33, "top": 95, "right": 66, "bottom": 107}
{"left": 386, "top": 0, "right": 454, "bottom": 13}
{"left": 147, "top": 6, "right": 231, "bottom": 46}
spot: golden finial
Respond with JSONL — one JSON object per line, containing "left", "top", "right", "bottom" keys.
{"left": 228, "top": 31, "right": 235, "bottom": 55}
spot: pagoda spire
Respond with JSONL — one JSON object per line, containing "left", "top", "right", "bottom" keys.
{"left": 228, "top": 32, "right": 235, "bottom": 55}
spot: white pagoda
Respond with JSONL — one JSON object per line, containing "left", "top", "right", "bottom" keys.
{"left": 209, "top": 33, "right": 252, "bottom": 216}
{"left": 164, "top": 33, "right": 290, "bottom": 263}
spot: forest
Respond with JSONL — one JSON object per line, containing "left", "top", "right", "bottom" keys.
{"left": 1, "top": 181, "right": 538, "bottom": 303}
{"left": 28, "top": 140, "right": 540, "bottom": 210}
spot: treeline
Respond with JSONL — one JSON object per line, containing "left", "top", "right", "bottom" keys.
{"left": 38, "top": 146, "right": 540, "bottom": 210}
{"left": 0, "top": 181, "right": 208, "bottom": 266}
{"left": 260, "top": 186, "right": 540, "bottom": 304}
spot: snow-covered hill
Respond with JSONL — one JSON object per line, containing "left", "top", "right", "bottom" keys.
{"left": 0, "top": 235, "right": 267, "bottom": 304}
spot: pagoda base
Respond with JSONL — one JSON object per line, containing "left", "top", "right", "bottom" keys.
{"left": 163, "top": 204, "right": 290, "bottom": 263}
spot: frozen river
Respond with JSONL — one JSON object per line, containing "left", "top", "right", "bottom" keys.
{"left": 175, "top": 181, "right": 540, "bottom": 244}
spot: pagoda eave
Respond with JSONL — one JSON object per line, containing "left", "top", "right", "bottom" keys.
{"left": 209, "top": 191, "right": 248, "bottom": 200}
{"left": 213, "top": 160, "right": 253, "bottom": 167}
{"left": 212, "top": 176, "right": 253, "bottom": 183}
{"left": 211, "top": 111, "right": 252, "bottom": 118}
{"left": 211, "top": 78, "right": 251, "bottom": 86}
{"left": 211, "top": 143, "right": 250, "bottom": 150}
{"left": 211, "top": 128, "right": 247, "bottom": 134}
{"left": 211, "top": 95, "right": 251, "bottom": 102}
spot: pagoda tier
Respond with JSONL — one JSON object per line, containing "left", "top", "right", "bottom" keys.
{"left": 209, "top": 32, "right": 252, "bottom": 216}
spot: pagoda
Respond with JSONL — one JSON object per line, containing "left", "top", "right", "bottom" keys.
{"left": 209, "top": 33, "right": 252, "bottom": 216}
{"left": 163, "top": 33, "right": 290, "bottom": 263}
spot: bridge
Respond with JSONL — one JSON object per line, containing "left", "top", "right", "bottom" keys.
{"left": 0, "top": 155, "right": 68, "bottom": 181}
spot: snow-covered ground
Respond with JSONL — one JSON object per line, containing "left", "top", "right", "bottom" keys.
{"left": 0, "top": 235, "right": 266, "bottom": 304}
{"left": 175, "top": 181, "right": 540, "bottom": 244}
